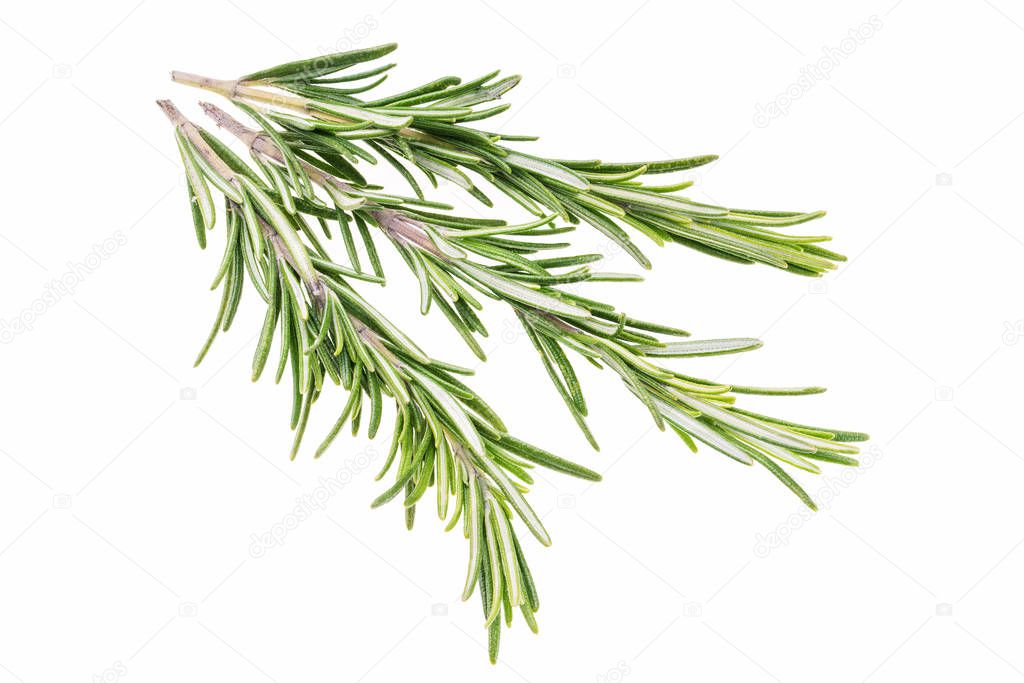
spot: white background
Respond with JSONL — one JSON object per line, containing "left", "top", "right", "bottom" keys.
{"left": 1, "top": 1, "right": 1022, "bottom": 680}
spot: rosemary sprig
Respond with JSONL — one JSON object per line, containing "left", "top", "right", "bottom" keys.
{"left": 158, "top": 100, "right": 601, "bottom": 662}
{"left": 198, "top": 103, "right": 866, "bottom": 505}
{"left": 161, "top": 44, "right": 867, "bottom": 662}
{"left": 172, "top": 44, "right": 845, "bottom": 274}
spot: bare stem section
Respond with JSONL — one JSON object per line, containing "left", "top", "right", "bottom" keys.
{"left": 170, "top": 71, "right": 238, "bottom": 98}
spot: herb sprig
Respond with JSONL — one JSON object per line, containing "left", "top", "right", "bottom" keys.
{"left": 159, "top": 100, "right": 601, "bottom": 662}
{"left": 160, "top": 42, "right": 867, "bottom": 662}
{"left": 197, "top": 102, "right": 866, "bottom": 505}
{"left": 172, "top": 43, "right": 844, "bottom": 275}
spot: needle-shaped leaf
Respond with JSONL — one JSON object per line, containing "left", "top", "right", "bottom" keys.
{"left": 239, "top": 175, "right": 317, "bottom": 286}
{"left": 240, "top": 43, "right": 399, "bottom": 83}
{"left": 638, "top": 338, "right": 762, "bottom": 357}
{"left": 504, "top": 151, "right": 589, "bottom": 191}
{"left": 408, "top": 368, "right": 485, "bottom": 457}
{"left": 476, "top": 453, "right": 550, "bottom": 546}
{"left": 456, "top": 262, "right": 590, "bottom": 318}
{"left": 462, "top": 476, "right": 483, "bottom": 599}
{"left": 653, "top": 397, "right": 753, "bottom": 465}
{"left": 311, "top": 101, "right": 412, "bottom": 129}
{"left": 176, "top": 130, "right": 215, "bottom": 231}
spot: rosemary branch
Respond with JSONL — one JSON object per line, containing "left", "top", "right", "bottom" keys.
{"left": 158, "top": 100, "right": 601, "bottom": 662}
{"left": 161, "top": 41, "right": 867, "bottom": 662}
{"left": 198, "top": 103, "right": 866, "bottom": 506}
{"left": 173, "top": 43, "right": 844, "bottom": 274}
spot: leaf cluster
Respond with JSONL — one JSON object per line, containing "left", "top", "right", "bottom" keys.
{"left": 160, "top": 42, "right": 867, "bottom": 662}
{"left": 161, "top": 100, "right": 600, "bottom": 660}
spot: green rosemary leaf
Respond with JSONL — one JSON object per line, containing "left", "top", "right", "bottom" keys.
{"left": 592, "top": 184, "right": 728, "bottom": 217}
{"left": 186, "top": 185, "right": 207, "bottom": 249}
{"left": 405, "top": 248, "right": 431, "bottom": 314}
{"left": 221, "top": 252, "right": 244, "bottom": 331}
{"left": 488, "top": 500, "right": 523, "bottom": 605}
{"left": 578, "top": 164, "right": 650, "bottom": 183}
{"left": 651, "top": 395, "right": 751, "bottom": 464}
{"left": 239, "top": 176, "right": 316, "bottom": 287}
{"left": 443, "top": 74, "right": 521, "bottom": 108}
{"left": 309, "top": 255, "right": 383, "bottom": 283}
{"left": 495, "top": 436, "right": 601, "bottom": 481}
{"left": 234, "top": 101, "right": 313, "bottom": 199}
{"left": 194, "top": 272, "right": 232, "bottom": 367}
{"left": 330, "top": 283, "right": 430, "bottom": 364}
{"left": 563, "top": 199, "right": 650, "bottom": 268}
{"left": 310, "top": 101, "right": 412, "bottom": 129}
{"left": 728, "top": 385, "right": 826, "bottom": 396}
{"left": 477, "top": 454, "right": 550, "bottom": 547}
{"left": 638, "top": 338, "right": 762, "bottom": 358}
{"left": 403, "top": 444, "right": 435, "bottom": 507}
{"left": 364, "top": 76, "right": 462, "bottom": 107}
{"left": 591, "top": 154, "right": 719, "bottom": 174}
{"left": 310, "top": 61, "right": 396, "bottom": 84}
{"left": 409, "top": 138, "right": 485, "bottom": 164}
{"left": 462, "top": 477, "right": 484, "bottom": 599}
{"left": 408, "top": 368, "right": 484, "bottom": 456}
{"left": 396, "top": 70, "right": 498, "bottom": 107}
{"left": 188, "top": 141, "right": 244, "bottom": 204}
{"left": 436, "top": 439, "right": 450, "bottom": 518}
{"left": 521, "top": 320, "right": 586, "bottom": 418}
{"left": 455, "top": 262, "right": 589, "bottom": 318}
{"left": 644, "top": 179, "right": 696, "bottom": 193}
{"left": 446, "top": 214, "right": 556, "bottom": 239}
{"left": 745, "top": 444, "right": 817, "bottom": 510}
{"left": 504, "top": 151, "right": 589, "bottom": 191}
{"left": 252, "top": 267, "right": 281, "bottom": 381}
{"left": 367, "top": 140, "right": 424, "bottom": 199}
{"left": 240, "top": 43, "right": 399, "bottom": 83}
{"left": 236, "top": 215, "right": 269, "bottom": 301}
{"left": 482, "top": 508, "right": 503, "bottom": 626}
{"left": 800, "top": 451, "right": 860, "bottom": 466}
{"left": 370, "top": 464, "right": 415, "bottom": 508}
{"left": 382, "top": 105, "right": 475, "bottom": 121}
{"left": 209, "top": 209, "right": 239, "bottom": 290}
{"left": 274, "top": 271, "right": 293, "bottom": 383}
{"left": 176, "top": 131, "right": 215, "bottom": 231}
{"left": 296, "top": 146, "right": 367, "bottom": 185}
{"left": 290, "top": 385, "right": 315, "bottom": 459}
{"left": 487, "top": 611, "right": 501, "bottom": 664}
{"left": 410, "top": 151, "right": 476, "bottom": 190}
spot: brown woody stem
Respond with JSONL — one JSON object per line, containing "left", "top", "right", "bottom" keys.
{"left": 156, "top": 99, "right": 239, "bottom": 183}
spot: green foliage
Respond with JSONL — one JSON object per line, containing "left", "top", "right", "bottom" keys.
{"left": 195, "top": 101, "right": 866, "bottom": 505}
{"left": 179, "top": 44, "right": 845, "bottom": 275}
{"left": 159, "top": 101, "right": 600, "bottom": 662}
{"left": 161, "top": 43, "right": 867, "bottom": 661}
